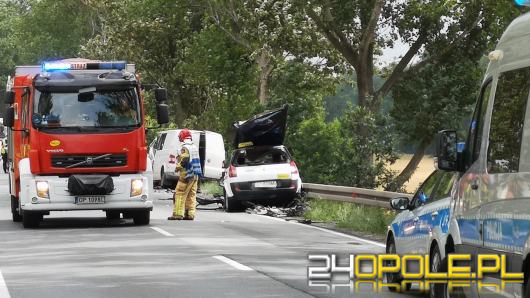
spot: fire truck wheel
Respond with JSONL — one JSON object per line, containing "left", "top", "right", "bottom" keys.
{"left": 105, "top": 211, "right": 120, "bottom": 220}
{"left": 11, "top": 196, "right": 22, "bottom": 222}
{"left": 22, "top": 212, "right": 40, "bottom": 229}
{"left": 133, "top": 210, "right": 150, "bottom": 225}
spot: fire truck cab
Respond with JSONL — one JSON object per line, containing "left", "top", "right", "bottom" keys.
{"left": 3, "top": 59, "right": 169, "bottom": 228}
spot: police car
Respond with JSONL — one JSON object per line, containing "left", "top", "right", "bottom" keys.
{"left": 386, "top": 170, "right": 458, "bottom": 296}
{"left": 436, "top": 8, "right": 530, "bottom": 298}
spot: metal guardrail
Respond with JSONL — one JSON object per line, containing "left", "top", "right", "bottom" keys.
{"left": 302, "top": 183, "right": 413, "bottom": 209}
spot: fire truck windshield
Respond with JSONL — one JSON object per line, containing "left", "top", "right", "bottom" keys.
{"left": 32, "top": 88, "right": 141, "bottom": 131}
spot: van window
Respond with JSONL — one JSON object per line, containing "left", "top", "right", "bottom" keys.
{"left": 488, "top": 68, "right": 530, "bottom": 174}
{"left": 157, "top": 133, "right": 167, "bottom": 150}
{"left": 467, "top": 80, "right": 492, "bottom": 165}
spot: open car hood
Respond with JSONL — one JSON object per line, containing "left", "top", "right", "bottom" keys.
{"left": 233, "top": 105, "right": 288, "bottom": 148}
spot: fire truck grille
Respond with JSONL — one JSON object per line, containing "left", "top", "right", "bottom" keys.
{"left": 51, "top": 154, "right": 128, "bottom": 168}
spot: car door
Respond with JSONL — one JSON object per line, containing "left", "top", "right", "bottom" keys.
{"left": 152, "top": 132, "right": 167, "bottom": 180}
{"left": 395, "top": 171, "right": 441, "bottom": 254}
{"left": 203, "top": 131, "right": 225, "bottom": 179}
{"left": 418, "top": 171, "right": 458, "bottom": 255}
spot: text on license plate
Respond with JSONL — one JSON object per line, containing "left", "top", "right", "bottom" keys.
{"left": 75, "top": 196, "right": 106, "bottom": 204}
{"left": 254, "top": 181, "right": 277, "bottom": 188}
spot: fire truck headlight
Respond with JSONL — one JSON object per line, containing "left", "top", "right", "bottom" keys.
{"left": 131, "top": 179, "right": 144, "bottom": 197}
{"left": 36, "top": 181, "right": 49, "bottom": 198}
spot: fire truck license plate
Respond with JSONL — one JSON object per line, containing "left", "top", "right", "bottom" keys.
{"left": 75, "top": 196, "right": 106, "bottom": 204}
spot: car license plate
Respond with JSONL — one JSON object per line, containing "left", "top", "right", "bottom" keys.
{"left": 75, "top": 196, "right": 105, "bottom": 204}
{"left": 254, "top": 181, "right": 277, "bottom": 188}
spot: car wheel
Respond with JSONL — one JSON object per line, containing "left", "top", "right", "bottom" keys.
{"left": 430, "top": 243, "right": 448, "bottom": 298}
{"left": 11, "top": 195, "right": 22, "bottom": 222}
{"left": 133, "top": 210, "right": 150, "bottom": 225}
{"left": 224, "top": 189, "right": 242, "bottom": 213}
{"left": 22, "top": 211, "right": 40, "bottom": 228}
{"left": 161, "top": 168, "right": 168, "bottom": 188}
{"left": 385, "top": 237, "right": 402, "bottom": 292}
{"left": 524, "top": 274, "right": 530, "bottom": 298}
{"left": 106, "top": 211, "right": 120, "bottom": 220}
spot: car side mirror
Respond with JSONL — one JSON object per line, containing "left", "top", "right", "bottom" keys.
{"left": 5, "top": 91, "right": 15, "bottom": 105}
{"left": 155, "top": 88, "right": 168, "bottom": 102}
{"left": 436, "top": 130, "right": 458, "bottom": 171}
{"left": 4, "top": 106, "right": 14, "bottom": 128}
{"left": 390, "top": 197, "right": 410, "bottom": 211}
{"left": 156, "top": 104, "right": 169, "bottom": 125}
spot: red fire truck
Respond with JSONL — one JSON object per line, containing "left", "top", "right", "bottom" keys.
{"left": 3, "top": 58, "right": 169, "bottom": 228}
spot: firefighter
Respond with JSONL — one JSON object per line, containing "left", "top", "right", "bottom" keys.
{"left": 1, "top": 141, "right": 7, "bottom": 174}
{"left": 168, "top": 129, "right": 203, "bottom": 220}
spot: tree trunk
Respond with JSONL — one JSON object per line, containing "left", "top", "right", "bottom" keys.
{"left": 256, "top": 49, "right": 274, "bottom": 105}
{"left": 356, "top": 42, "right": 377, "bottom": 111}
{"left": 390, "top": 138, "right": 431, "bottom": 192}
{"left": 173, "top": 85, "right": 185, "bottom": 126}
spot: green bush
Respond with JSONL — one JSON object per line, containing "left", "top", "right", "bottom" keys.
{"left": 304, "top": 198, "right": 396, "bottom": 236}
{"left": 200, "top": 181, "right": 223, "bottom": 196}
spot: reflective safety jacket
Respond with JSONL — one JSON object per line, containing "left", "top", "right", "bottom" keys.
{"left": 183, "top": 141, "right": 202, "bottom": 179}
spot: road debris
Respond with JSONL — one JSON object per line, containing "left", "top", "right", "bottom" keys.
{"left": 196, "top": 193, "right": 224, "bottom": 206}
{"left": 244, "top": 197, "right": 309, "bottom": 218}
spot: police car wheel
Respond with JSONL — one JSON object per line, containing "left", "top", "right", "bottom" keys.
{"left": 525, "top": 276, "right": 530, "bottom": 298}
{"left": 429, "top": 244, "right": 448, "bottom": 298}
{"left": 385, "top": 237, "right": 401, "bottom": 292}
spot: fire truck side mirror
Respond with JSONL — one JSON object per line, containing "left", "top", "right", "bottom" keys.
{"left": 154, "top": 88, "right": 168, "bottom": 102}
{"left": 156, "top": 104, "right": 169, "bottom": 125}
{"left": 5, "top": 91, "right": 15, "bottom": 105}
{"left": 4, "top": 106, "right": 14, "bottom": 128}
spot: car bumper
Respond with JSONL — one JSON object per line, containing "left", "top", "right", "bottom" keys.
{"left": 22, "top": 201, "right": 153, "bottom": 212}
{"left": 230, "top": 181, "right": 298, "bottom": 201}
{"left": 20, "top": 173, "right": 152, "bottom": 212}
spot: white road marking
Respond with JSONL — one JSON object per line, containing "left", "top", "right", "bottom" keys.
{"left": 0, "top": 270, "right": 11, "bottom": 298}
{"left": 150, "top": 227, "right": 174, "bottom": 237}
{"left": 258, "top": 215, "right": 386, "bottom": 248}
{"left": 213, "top": 255, "right": 253, "bottom": 271}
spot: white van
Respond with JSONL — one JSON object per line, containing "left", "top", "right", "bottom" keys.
{"left": 149, "top": 129, "right": 225, "bottom": 188}
{"left": 436, "top": 11, "right": 530, "bottom": 298}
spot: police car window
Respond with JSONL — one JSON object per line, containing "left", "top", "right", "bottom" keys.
{"left": 488, "top": 67, "right": 530, "bottom": 174}
{"left": 432, "top": 172, "right": 457, "bottom": 201}
{"left": 467, "top": 80, "right": 492, "bottom": 165}
{"left": 412, "top": 171, "right": 440, "bottom": 208}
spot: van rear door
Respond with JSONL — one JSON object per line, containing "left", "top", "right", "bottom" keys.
{"left": 203, "top": 131, "right": 225, "bottom": 179}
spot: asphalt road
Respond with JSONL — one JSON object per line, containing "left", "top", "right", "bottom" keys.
{"left": 0, "top": 173, "right": 419, "bottom": 298}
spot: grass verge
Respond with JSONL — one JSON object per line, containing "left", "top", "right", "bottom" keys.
{"left": 200, "top": 181, "right": 223, "bottom": 196}
{"left": 303, "top": 198, "right": 396, "bottom": 236}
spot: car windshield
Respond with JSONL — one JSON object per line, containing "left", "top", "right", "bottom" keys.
{"left": 232, "top": 147, "right": 290, "bottom": 166}
{"left": 33, "top": 89, "right": 141, "bottom": 129}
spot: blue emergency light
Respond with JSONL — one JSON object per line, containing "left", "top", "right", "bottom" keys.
{"left": 515, "top": 0, "right": 530, "bottom": 6}
{"left": 42, "top": 61, "right": 127, "bottom": 71}
{"left": 42, "top": 62, "right": 71, "bottom": 71}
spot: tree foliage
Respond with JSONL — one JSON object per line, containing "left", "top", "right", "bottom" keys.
{"left": 0, "top": 0, "right": 526, "bottom": 190}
